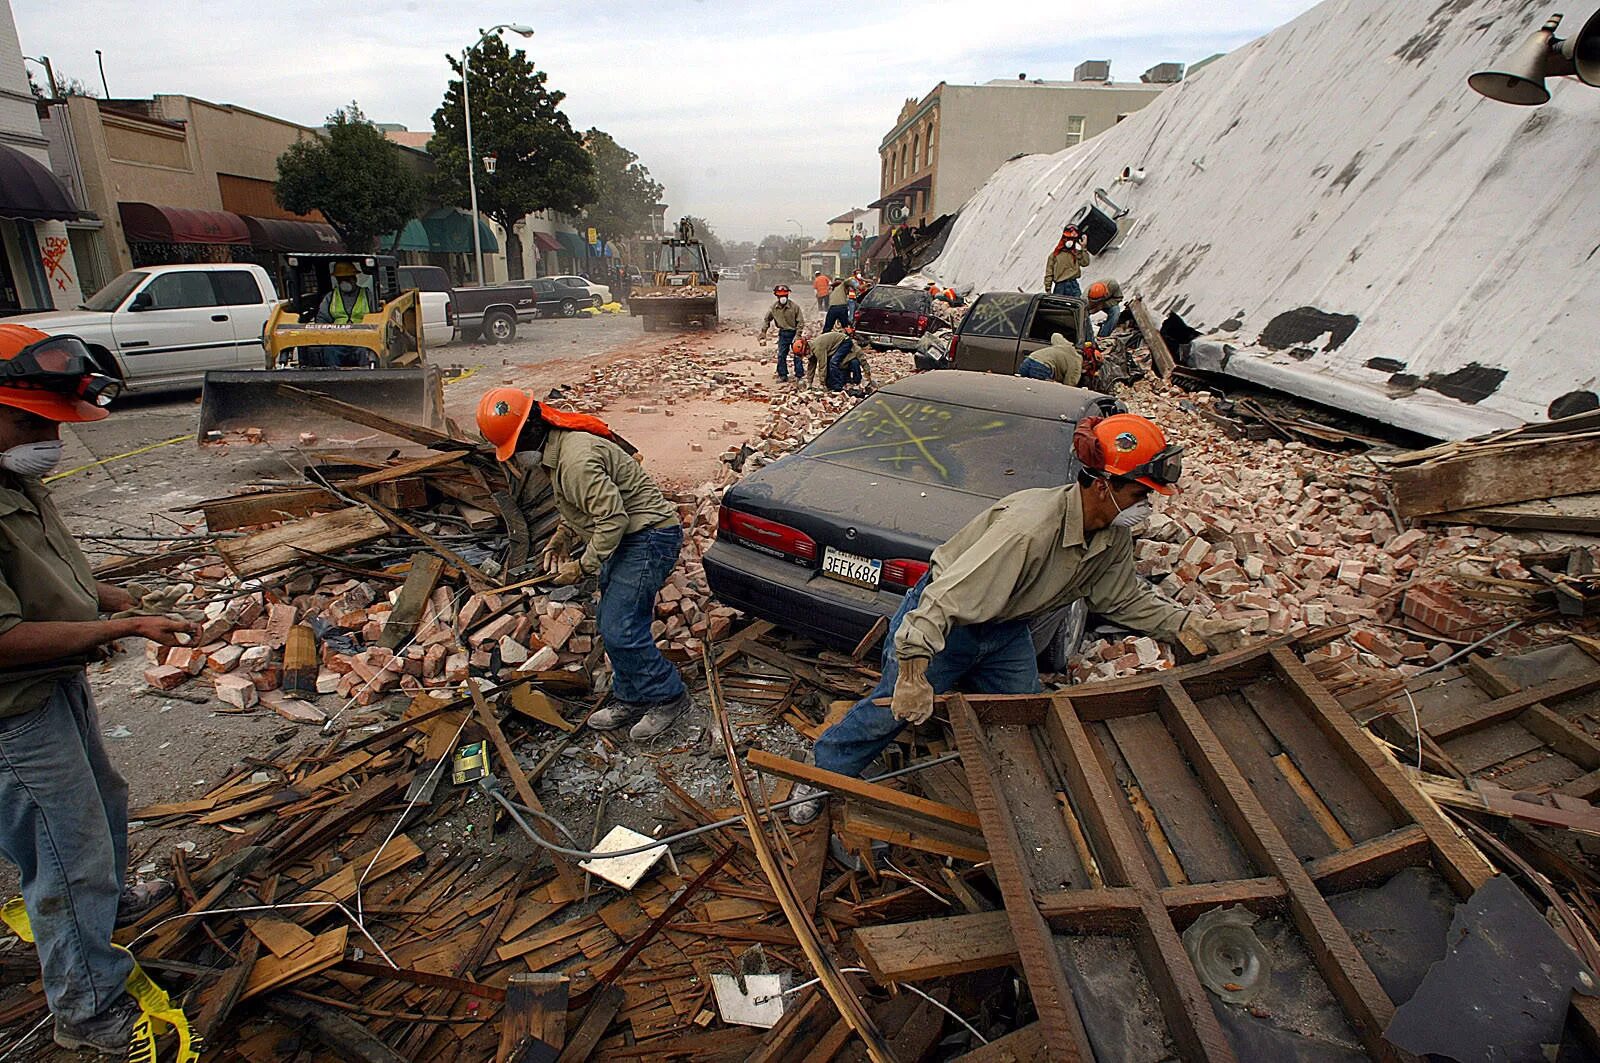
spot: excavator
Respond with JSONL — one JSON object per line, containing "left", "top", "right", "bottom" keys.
{"left": 197, "top": 253, "right": 446, "bottom": 446}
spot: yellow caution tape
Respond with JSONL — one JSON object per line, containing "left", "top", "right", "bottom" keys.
{"left": 44, "top": 434, "right": 190, "bottom": 485}
{"left": 4, "top": 896, "right": 200, "bottom": 1063}
{"left": 443, "top": 366, "right": 479, "bottom": 387}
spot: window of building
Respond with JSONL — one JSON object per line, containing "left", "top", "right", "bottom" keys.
{"left": 911, "top": 134, "right": 920, "bottom": 174}
{"left": 1065, "top": 115, "right": 1086, "bottom": 147}
{"left": 925, "top": 123, "right": 934, "bottom": 168}
{"left": 882, "top": 155, "right": 890, "bottom": 188}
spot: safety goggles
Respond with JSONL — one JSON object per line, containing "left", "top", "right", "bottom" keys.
{"left": 1123, "top": 444, "right": 1184, "bottom": 488}
{"left": 0, "top": 334, "right": 122, "bottom": 407}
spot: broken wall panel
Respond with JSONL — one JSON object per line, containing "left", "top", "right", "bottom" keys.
{"left": 951, "top": 643, "right": 1508, "bottom": 1061}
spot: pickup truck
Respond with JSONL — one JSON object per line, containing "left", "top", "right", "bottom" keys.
{"left": 9, "top": 263, "right": 279, "bottom": 392}
{"left": 398, "top": 265, "right": 535, "bottom": 344}
{"left": 916, "top": 290, "right": 1087, "bottom": 374}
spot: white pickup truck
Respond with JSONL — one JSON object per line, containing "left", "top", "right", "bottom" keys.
{"left": 10, "top": 263, "right": 280, "bottom": 393}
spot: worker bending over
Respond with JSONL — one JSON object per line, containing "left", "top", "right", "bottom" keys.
{"left": 1016, "top": 332, "right": 1082, "bottom": 386}
{"left": 478, "top": 390, "right": 689, "bottom": 739}
{"left": 810, "top": 325, "right": 872, "bottom": 392}
{"left": 791, "top": 414, "right": 1246, "bottom": 821}
{"left": 1086, "top": 279, "right": 1124, "bottom": 338}
{"left": 0, "top": 325, "right": 194, "bottom": 1055}
{"left": 758, "top": 285, "right": 805, "bottom": 383}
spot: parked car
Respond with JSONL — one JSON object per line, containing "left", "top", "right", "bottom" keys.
{"left": 852, "top": 284, "right": 933, "bottom": 351}
{"left": 550, "top": 274, "right": 612, "bottom": 307}
{"left": 531, "top": 277, "right": 604, "bottom": 318}
{"left": 916, "top": 291, "right": 1087, "bottom": 373}
{"left": 10, "top": 264, "right": 278, "bottom": 392}
{"left": 398, "top": 265, "right": 535, "bottom": 344}
{"left": 719, "top": 266, "right": 743, "bottom": 282}
{"left": 703, "top": 372, "right": 1123, "bottom": 667}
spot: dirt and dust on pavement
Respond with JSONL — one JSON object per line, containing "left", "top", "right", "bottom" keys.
{"left": 0, "top": 282, "right": 825, "bottom": 925}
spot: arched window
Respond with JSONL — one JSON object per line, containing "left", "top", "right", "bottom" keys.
{"left": 911, "top": 134, "right": 920, "bottom": 174}
{"left": 925, "top": 122, "right": 935, "bottom": 168}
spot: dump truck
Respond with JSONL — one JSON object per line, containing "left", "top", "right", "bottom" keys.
{"left": 197, "top": 253, "right": 446, "bottom": 446}
{"left": 629, "top": 220, "right": 719, "bottom": 331}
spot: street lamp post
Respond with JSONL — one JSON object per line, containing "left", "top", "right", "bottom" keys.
{"left": 462, "top": 23, "right": 533, "bottom": 287}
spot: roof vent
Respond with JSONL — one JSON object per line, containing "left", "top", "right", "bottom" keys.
{"left": 1141, "top": 62, "right": 1185, "bottom": 84}
{"left": 1075, "top": 60, "right": 1111, "bottom": 82}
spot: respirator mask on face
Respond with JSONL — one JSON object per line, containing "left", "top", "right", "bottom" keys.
{"left": 778, "top": 297, "right": 788, "bottom": 306}
{"left": 1110, "top": 498, "right": 1152, "bottom": 529}
{"left": 338, "top": 280, "right": 356, "bottom": 295}
{"left": 0, "top": 440, "right": 64, "bottom": 478}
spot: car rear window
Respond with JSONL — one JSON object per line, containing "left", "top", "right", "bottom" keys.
{"left": 400, "top": 267, "right": 452, "bottom": 293}
{"left": 961, "top": 293, "right": 1030, "bottom": 338}
{"left": 212, "top": 270, "right": 262, "bottom": 306}
{"left": 803, "top": 394, "right": 1073, "bottom": 496}
{"left": 861, "top": 286, "right": 928, "bottom": 312}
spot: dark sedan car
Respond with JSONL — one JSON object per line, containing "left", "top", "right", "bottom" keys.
{"left": 852, "top": 284, "right": 932, "bottom": 352}
{"left": 531, "top": 277, "right": 600, "bottom": 318}
{"left": 704, "top": 373, "right": 1122, "bottom": 659}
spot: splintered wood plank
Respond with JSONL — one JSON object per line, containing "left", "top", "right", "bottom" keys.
{"left": 1159, "top": 681, "right": 1400, "bottom": 1060}
{"left": 745, "top": 749, "right": 980, "bottom": 832}
{"left": 955, "top": 1022, "right": 1050, "bottom": 1063}
{"left": 497, "top": 973, "right": 568, "bottom": 1063}
{"left": 949, "top": 699, "right": 1095, "bottom": 1059}
{"left": 1200, "top": 690, "right": 1337, "bottom": 860}
{"left": 1048, "top": 699, "right": 1237, "bottom": 1062}
{"left": 1239, "top": 678, "right": 1398, "bottom": 842}
{"left": 380, "top": 553, "right": 445, "bottom": 650}
{"left": 247, "top": 917, "right": 314, "bottom": 959}
{"left": 241, "top": 926, "right": 348, "bottom": 1001}
{"left": 297, "top": 835, "right": 422, "bottom": 913}
{"left": 1267, "top": 647, "right": 1494, "bottom": 896}
{"left": 837, "top": 801, "right": 988, "bottom": 862}
{"left": 851, "top": 911, "right": 1018, "bottom": 983}
{"left": 217, "top": 506, "right": 390, "bottom": 579}
{"left": 1103, "top": 712, "right": 1254, "bottom": 884}
{"left": 1422, "top": 671, "right": 1600, "bottom": 742}
{"left": 987, "top": 727, "right": 1093, "bottom": 892}
{"left": 1304, "top": 825, "right": 1431, "bottom": 893}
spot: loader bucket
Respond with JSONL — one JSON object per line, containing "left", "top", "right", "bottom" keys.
{"left": 197, "top": 367, "right": 447, "bottom": 447}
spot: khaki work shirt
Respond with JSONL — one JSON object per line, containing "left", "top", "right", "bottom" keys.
{"left": 0, "top": 475, "right": 100, "bottom": 717}
{"left": 1044, "top": 248, "right": 1091, "bottom": 288}
{"left": 1019, "top": 333, "right": 1082, "bottom": 385}
{"left": 895, "top": 484, "right": 1188, "bottom": 661}
{"left": 827, "top": 283, "right": 850, "bottom": 308}
{"left": 762, "top": 300, "right": 803, "bottom": 331}
{"left": 535, "top": 429, "right": 678, "bottom": 576}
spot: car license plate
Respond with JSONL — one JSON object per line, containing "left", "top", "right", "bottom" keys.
{"left": 822, "top": 546, "right": 881, "bottom": 589}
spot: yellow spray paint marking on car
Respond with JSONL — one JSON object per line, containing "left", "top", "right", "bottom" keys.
{"left": 3, "top": 896, "right": 200, "bottom": 1063}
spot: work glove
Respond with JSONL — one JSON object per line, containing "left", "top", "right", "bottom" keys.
{"left": 1179, "top": 614, "right": 1251, "bottom": 656}
{"left": 110, "top": 582, "right": 192, "bottom": 620}
{"left": 890, "top": 656, "right": 935, "bottom": 726}
{"left": 542, "top": 525, "right": 578, "bottom": 574}
{"left": 552, "top": 560, "right": 585, "bottom": 587}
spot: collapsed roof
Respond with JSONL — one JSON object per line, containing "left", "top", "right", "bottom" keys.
{"left": 927, "top": 0, "right": 1600, "bottom": 439}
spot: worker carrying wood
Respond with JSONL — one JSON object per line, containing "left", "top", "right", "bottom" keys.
{"left": 0, "top": 325, "right": 195, "bottom": 1055}
{"left": 1044, "top": 224, "right": 1091, "bottom": 298}
{"left": 1016, "top": 331, "right": 1082, "bottom": 385}
{"left": 477, "top": 388, "right": 690, "bottom": 740}
{"left": 757, "top": 285, "right": 805, "bottom": 383}
{"left": 791, "top": 413, "right": 1248, "bottom": 823}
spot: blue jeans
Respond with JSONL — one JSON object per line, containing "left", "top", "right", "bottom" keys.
{"left": 0, "top": 673, "right": 133, "bottom": 1025}
{"left": 1098, "top": 304, "right": 1121, "bottom": 338}
{"left": 826, "top": 340, "right": 860, "bottom": 391}
{"left": 847, "top": 298, "right": 858, "bottom": 324}
{"left": 1017, "top": 357, "right": 1054, "bottom": 380}
{"left": 1051, "top": 278, "right": 1082, "bottom": 299}
{"left": 598, "top": 525, "right": 688, "bottom": 706}
{"left": 823, "top": 305, "right": 850, "bottom": 333}
{"left": 813, "top": 575, "right": 1041, "bottom": 778}
{"left": 775, "top": 329, "right": 800, "bottom": 380}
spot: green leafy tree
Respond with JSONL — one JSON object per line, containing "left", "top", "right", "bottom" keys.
{"left": 582, "top": 129, "right": 664, "bottom": 252}
{"left": 724, "top": 240, "right": 757, "bottom": 265}
{"left": 276, "top": 102, "right": 423, "bottom": 252}
{"left": 759, "top": 233, "right": 812, "bottom": 267}
{"left": 429, "top": 35, "right": 595, "bottom": 279}
{"left": 680, "top": 216, "right": 728, "bottom": 266}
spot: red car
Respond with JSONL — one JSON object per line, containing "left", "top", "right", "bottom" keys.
{"left": 851, "top": 284, "right": 932, "bottom": 352}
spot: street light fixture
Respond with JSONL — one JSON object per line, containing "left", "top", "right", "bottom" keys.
{"left": 462, "top": 23, "right": 534, "bottom": 286}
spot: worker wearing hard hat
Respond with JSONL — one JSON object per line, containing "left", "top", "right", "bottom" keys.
{"left": 758, "top": 285, "right": 805, "bottom": 383}
{"left": 0, "top": 325, "right": 194, "bottom": 1055}
{"left": 1086, "top": 279, "right": 1124, "bottom": 338}
{"left": 477, "top": 389, "right": 690, "bottom": 740}
{"left": 310, "top": 261, "right": 377, "bottom": 368}
{"left": 1044, "top": 225, "right": 1091, "bottom": 298}
{"left": 790, "top": 413, "right": 1248, "bottom": 822}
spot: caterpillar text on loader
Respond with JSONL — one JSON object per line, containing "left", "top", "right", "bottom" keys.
{"left": 197, "top": 253, "right": 446, "bottom": 446}
{"left": 629, "top": 217, "right": 719, "bottom": 332}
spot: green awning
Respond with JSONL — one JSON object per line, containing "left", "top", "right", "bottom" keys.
{"left": 556, "top": 231, "right": 587, "bottom": 258}
{"left": 383, "top": 209, "right": 498, "bottom": 254}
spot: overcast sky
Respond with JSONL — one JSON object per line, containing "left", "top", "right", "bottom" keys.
{"left": 16, "top": 0, "right": 1321, "bottom": 243}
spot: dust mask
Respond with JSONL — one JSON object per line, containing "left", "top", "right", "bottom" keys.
{"left": 338, "top": 280, "right": 356, "bottom": 295}
{"left": 1, "top": 440, "right": 64, "bottom": 478}
{"left": 778, "top": 297, "right": 788, "bottom": 306}
{"left": 1111, "top": 499, "right": 1152, "bottom": 529}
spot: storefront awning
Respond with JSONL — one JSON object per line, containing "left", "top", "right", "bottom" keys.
{"left": 119, "top": 202, "right": 250, "bottom": 245}
{"left": 556, "top": 231, "right": 587, "bottom": 258}
{"left": 243, "top": 215, "right": 345, "bottom": 253}
{"left": 531, "top": 231, "right": 562, "bottom": 253}
{"left": 867, "top": 175, "right": 931, "bottom": 210}
{"left": 382, "top": 209, "right": 498, "bottom": 255}
{"left": 0, "top": 145, "right": 83, "bottom": 222}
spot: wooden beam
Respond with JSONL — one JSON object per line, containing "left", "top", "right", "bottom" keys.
{"left": 498, "top": 973, "right": 568, "bottom": 1063}
{"left": 338, "top": 449, "right": 467, "bottom": 488}
{"left": 240, "top": 926, "right": 348, "bottom": 1001}
{"left": 1033, "top": 887, "right": 1142, "bottom": 931}
{"left": 954, "top": 1023, "right": 1049, "bottom": 1063}
{"left": 379, "top": 553, "right": 445, "bottom": 650}
{"left": 1159, "top": 681, "right": 1401, "bottom": 1061}
{"left": 278, "top": 384, "right": 467, "bottom": 447}
{"left": 217, "top": 506, "right": 390, "bottom": 579}
{"left": 1462, "top": 655, "right": 1600, "bottom": 770}
{"left": 746, "top": 748, "right": 981, "bottom": 832}
{"left": 194, "top": 488, "right": 340, "bottom": 532}
{"left": 1419, "top": 669, "right": 1600, "bottom": 743}
{"left": 1129, "top": 296, "right": 1175, "bottom": 379}
{"left": 358, "top": 491, "right": 492, "bottom": 591}
{"left": 1303, "top": 825, "right": 1431, "bottom": 893}
{"left": 1391, "top": 433, "right": 1600, "bottom": 518}
{"left": 852, "top": 911, "right": 1019, "bottom": 983}
{"left": 555, "top": 986, "right": 624, "bottom": 1063}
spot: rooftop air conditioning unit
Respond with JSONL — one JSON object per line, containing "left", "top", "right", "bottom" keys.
{"left": 1141, "top": 62, "right": 1185, "bottom": 84}
{"left": 1074, "top": 60, "right": 1111, "bottom": 82}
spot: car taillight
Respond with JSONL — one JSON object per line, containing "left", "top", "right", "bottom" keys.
{"left": 916, "top": 315, "right": 928, "bottom": 332}
{"left": 947, "top": 334, "right": 960, "bottom": 366}
{"left": 718, "top": 507, "right": 817, "bottom": 563}
{"left": 445, "top": 300, "right": 454, "bottom": 325}
{"left": 882, "top": 559, "right": 930, "bottom": 590}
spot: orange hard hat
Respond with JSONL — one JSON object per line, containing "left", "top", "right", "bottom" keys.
{"left": 477, "top": 386, "right": 534, "bottom": 461}
{"left": 774, "top": 285, "right": 791, "bottom": 296}
{"left": 792, "top": 336, "right": 810, "bottom": 355}
{"left": 0, "top": 324, "right": 112, "bottom": 423}
{"left": 1073, "top": 413, "right": 1181, "bottom": 495}
{"left": 1087, "top": 281, "right": 1110, "bottom": 302}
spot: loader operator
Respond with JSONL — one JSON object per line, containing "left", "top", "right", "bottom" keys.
{"left": 790, "top": 413, "right": 1248, "bottom": 824}
{"left": 477, "top": 388, "right": 690, "bottom": 741}
{"left": 310, "top": 261, "right": 376, "bottom": 368}
{"left": 0, "top": 325, "right": 194, "bottom": 1055}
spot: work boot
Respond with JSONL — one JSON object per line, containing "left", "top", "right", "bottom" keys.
{"left": 629, "top": 690, "right": 691, "bottom": 740}
{"left": 586, "top": 701, "right": 645, "bottom": 731}
{"left": 54, "top": 993, "right": 140, "bottom": 1056}
{"left": 115, "top": 877, "right": 175, "bottom": 928}
{"left": 789, "top": 782, "right": 826, "bottom": 825}
{"left": 828, "top": 833, "right": 888, "bottom": 872}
